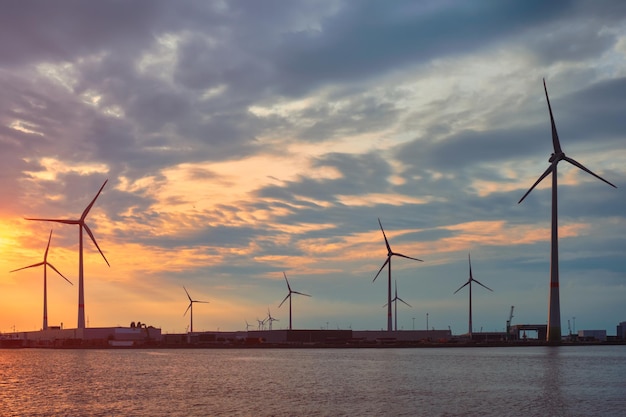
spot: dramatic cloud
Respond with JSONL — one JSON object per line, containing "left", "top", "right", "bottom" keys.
{"left": 1, "top": 0, "right": 625, "bottom": 334}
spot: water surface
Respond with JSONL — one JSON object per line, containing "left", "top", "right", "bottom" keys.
{"left": 1, "top": 346, "right": 624, "bottom": 416}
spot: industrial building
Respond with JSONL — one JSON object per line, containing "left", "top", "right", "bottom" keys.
{"left": 577, "top": 329, "right": 607, "bottom": 342}
{"left": 163, "top": 329, "right": 452, "bottom": 346}
{"left": 3, "top": 326, "right": 162, "bottom": 347}
{"left": 2, "top": 327, "right": 451, "bottom": 348}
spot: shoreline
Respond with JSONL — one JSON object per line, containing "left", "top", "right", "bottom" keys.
{"left": 2, "top": 339, "right": 624, "bottom": 350}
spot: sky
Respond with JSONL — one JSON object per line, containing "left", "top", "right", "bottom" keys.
{"left": 1, "top": 0, "right": 625, "bottom": 335}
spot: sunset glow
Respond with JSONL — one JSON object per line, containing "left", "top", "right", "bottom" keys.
{"left": 1, "top": 1, "right": 625, "bottom": 335}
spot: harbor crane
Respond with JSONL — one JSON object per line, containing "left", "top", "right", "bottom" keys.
{"left": 506, "top": 306, "right": 515, "bottom": 340}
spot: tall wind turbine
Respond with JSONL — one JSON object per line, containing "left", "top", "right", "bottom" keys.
{"left": 26, "top": 180, "right": 110, "bottom": 329}
{"left": 183, "top": 286, "right": 209, "bottom": 333}
{"left": 10, "top": 229, "right": 72, "bottom": 330}
{"left": 518, "top": 79, "right": 616, "bottom": 343}
{"left": 454, "top": 253, "right": 492, "bottom": 340}
{"left": 278, "top": 272, "right": 310, "bottom": 330}
{"left": 373, "top": 218, "right": 422, "bottom": 332}
{"left": 383, "top": 280, "right": 412, "bottom": 331}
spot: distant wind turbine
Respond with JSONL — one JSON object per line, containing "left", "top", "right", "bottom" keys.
{"left": 266, "top": 307, "right": 279, "bottom": 330}
{"left": 518, "top": 79, "right": 616, "bottom": 343}
{"left": 26, "top": 180, "right": 110, "bottom": 329}
{"left": 10, "top": 229, "right": 72, "bottom": 330}
{"left": 183, "top": 286, "right": 209, "bottom": 333}
{"left": 454, "top": 253, "right": 492, "bottom": 340}
{"left": 383, "top": 280, "right": 412, "bottom": 331}
{"left": 373, "top": 218, "right": 422, "bottom": 332}
{"left": 256, "top": 317, "right": 266, "bottom": 331}
{"left": 278, "top": 272, "right": 310, "bottom": 330}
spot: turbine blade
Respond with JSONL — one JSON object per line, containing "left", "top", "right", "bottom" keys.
{"left": 468, "top": 253, "right": 473, "bottom": 279}
{"left": 378, "top": 218, "right": 392, "bottom": 253}
{"left": 47, "top": 263, "right": 73, "bottom": 285}
{"left": 393, "top": 252, "right": 423, "bottom": 262}
{"left": 183, "top": 286, "right": 192, "bottom": 302}
{"left": 81, "top": 179, "right": 108, "bottom": 221}
{"left": 518, "top": 163, "right": 555, "bottom": 204}
{"left": 543, "top": 78, "right": 563, "bottom": 155}
{"left": 283, "top": 271, "right": 292, "bottom": 292}
{"left": 83, "top": 223, "right": 110, "bottom": 266}
{"left": 278, "top": 293, "right": 290, "bottom": 308}
{"left": 24, "top": 218, "right": 78, "bottom": 225}
{"left": 373, "top": 257, "right": 390, "bottom": 282}
{"left": 454, "top": 280, "right": 470, "bottom": 294}
{"left": 292, "top": 291, "right": 311, "bottom": 297}
{"left": 44, "top": 229, "right": 53, "bottom": 259}
{"left": 183, "top": 303, "right": 192, "bottom": 316}
{"left": 195, "top": 300, "right": 210, "bottom": 304}
{"left": 10, "top": 262, "right": 45, "bottom": 272}
{"left": 397, "top": 297, "right": 412, "bottom": 308}
{"left": 563, "top": 156, "right": 617, "bottom": 188}
{"left": 473, "top": 278, "right": 493, "bottom": 292}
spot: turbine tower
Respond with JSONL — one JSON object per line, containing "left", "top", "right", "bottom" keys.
{"left": 10, "top": 229, "right": 72, "bottom": 330}
{"left": 454, "top": 253, "right": 492, "bottom": 340}
{"left": 26, "top": 180, "right": 110, "bottom": 329}
{"left": 373, "top": 218, "right": 422, "bottom": 332}
{"left": 383, "top": 280, "right": 412, "bottom": 331}
{"left": 518, "top": 79, "right": 616, "bottom": 343}
{"left": 278, "top": 272, "right": 310, "bottom": 330}
{"left": 183, "top": 286, "right": 209, "bottom": 333}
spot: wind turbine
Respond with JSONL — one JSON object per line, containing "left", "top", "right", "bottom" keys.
{"left": 383, "top": 280, "right": 412, "bottom": 331}
{"left": 10, "top": 229, "right": 72, "bottom": 330}
{"left": 373, "top": 218, "right": 422, "bottom": 332}
{"left": 266, "top": 307, "right": 279, "bottom": 330}
{"left": 518, "top": 79, "right": 616, "bottom": 343}
{"left": 183, "top": 286, "right": 209, "bottom": 333}
{"left": 278, "top": 272, "right": 310, "bottom": 330}
{"left": 454, "top": 253, "right": 492, "bottom": 340}
{"left": 26, "top": 179, "right": 110, "bottom": 329}
{"left": 245, "top": 320, "right": 253, "bottom": 331}
{"left": 256, "top": 317, "right": 266, "bottom": 331}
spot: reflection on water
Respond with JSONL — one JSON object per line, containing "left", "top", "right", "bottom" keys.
{"left": 541, "top": 347, "right": 566, "bottom": 417}
{"left": 0, "top": 346, "right": 624, "bottom": 416}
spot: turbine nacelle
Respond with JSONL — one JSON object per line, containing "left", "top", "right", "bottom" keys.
{"left": 548, "top": 152, "right": 564, "bottom": 163}
{"left": 519, "top": 80, "right": 616, "bottom": 205}
{"left": 373, "top": 218, "right": 423, "bottom": 283}
{"left": 278, "top": 272, "right": 311, "bottom": 308}
{"left": 25, "top": 180, "right": 111, "bottom": 267}
{"left": 454, "top": 253, "right": 493, "bottom": 294}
